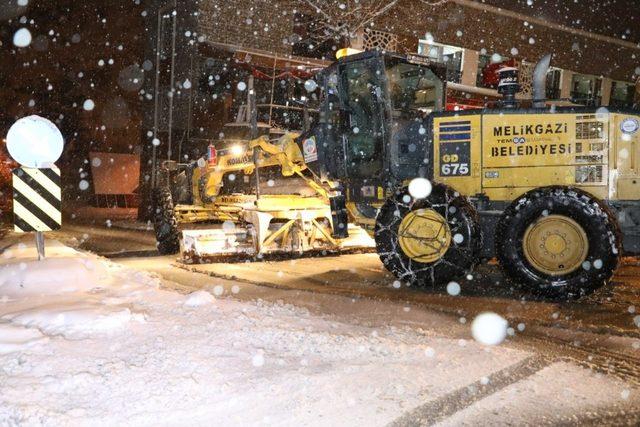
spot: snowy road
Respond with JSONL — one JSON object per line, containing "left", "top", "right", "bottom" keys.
{"left": 3, "top": 224, "right": 638, "bottom": 425}
{"left": 119, "top": 253, "right": 640, "bottom": 425}
{"left": 116, "top": 253, "right": 640, "bottom": 420}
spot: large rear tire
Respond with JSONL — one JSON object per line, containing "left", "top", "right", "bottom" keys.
{"left": 496, "top": 186, "right": 620, "bottom": 300}
{"left": 152, "top": 187, "right": 181, "bottom": 255}
{"left": 374, "top": 183, "right": 482, "bottom": 286}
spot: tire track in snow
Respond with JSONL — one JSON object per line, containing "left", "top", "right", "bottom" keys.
{"left": 172, "top": 261, "right": 640, "bottom": 384}
{"left": 388, "top": 355, "right": 551, "bottom": 427}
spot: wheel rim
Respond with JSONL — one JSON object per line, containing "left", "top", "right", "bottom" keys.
{"left": 398, "top": 208, "right": 451, "bottom": 263}
{"left": 523, "top": 214, "right": 589, "bottom": 276}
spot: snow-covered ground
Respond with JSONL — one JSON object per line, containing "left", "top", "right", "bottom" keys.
{"left": 1, "top": 239, "right": 638, "bottom": 426}
{"left": 0, "top": 239, "right": 522, "bottom": 426}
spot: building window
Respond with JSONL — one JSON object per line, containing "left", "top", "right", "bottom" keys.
{"left": 571, "top": 74, "right": 602, "bottom": 106}
{"left": 546, "top": 68, "right": 562, "bottom": 100}
{"left": 610, "top": 81, "right": 635, "bottom": 108}
{"left": 418, "top": 41, "right": 463, "bottom": 83}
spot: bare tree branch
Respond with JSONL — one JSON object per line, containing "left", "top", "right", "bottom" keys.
{"left": 290, "top": 0, "right": 404, "bottom": 47}
{"left": 421, "top": 0, "right": 450, "bottom": 5}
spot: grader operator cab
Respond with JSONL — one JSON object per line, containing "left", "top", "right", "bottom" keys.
{"left": 297, "top": 50, "right": 640, "bottom": 299}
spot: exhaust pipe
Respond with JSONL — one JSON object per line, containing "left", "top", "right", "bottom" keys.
{"left": 533, "top": 53, "right": 552, "bottom": 108}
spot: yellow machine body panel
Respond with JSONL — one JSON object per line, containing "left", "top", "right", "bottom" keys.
{"left": 434, "top": 110, "right": 640, "bottom": 202}
{"left": 432, "top": 115, "right": 482, "bottom": 196}
{"left": 611, "top": 113, "right": 640, "bottom": 200}
{"left": 189, "top": 133, "right": 325, "bottom": 206}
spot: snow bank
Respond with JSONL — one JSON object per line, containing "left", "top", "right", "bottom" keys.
{"left": 184, "top": 290, "right": 215, "bottom": 307}
{"left": 0, "top": 239, "right": 153, "bottom": 342}
{"left": 0, "top": 323, "right": 47, "bottom": 354}
{"left": 0, "top": 256, "right": 109, "bottom": 297}
{"left": 4, "top": 304, "right": 145, "bottom": 338}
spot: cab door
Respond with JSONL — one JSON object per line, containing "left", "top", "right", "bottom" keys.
{"left": 339, "top": 57, "right": 387, "bottom": 181}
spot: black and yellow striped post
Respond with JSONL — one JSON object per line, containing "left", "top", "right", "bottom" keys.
{"left": 12, "top": 166, "right": 62, "bottom": 259}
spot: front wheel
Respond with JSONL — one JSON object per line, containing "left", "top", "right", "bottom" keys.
{"left": 495, "top": 186, "right": 620, "bottom": 300}
{"left": 374, "top": 183, "right": 482, "bottom": 286}
{"left": 152, "top": 187, "right": 181, "bottom": 255}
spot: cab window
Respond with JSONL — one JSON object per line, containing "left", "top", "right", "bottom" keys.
{"left": 386, "top": 59, "right": 444, "bottom": 113}
{"left": 341, "top": 59, "right": 385, "bottom": 177}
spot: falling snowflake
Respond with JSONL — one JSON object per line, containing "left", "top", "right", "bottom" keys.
{"left": 304, "top": 79, "right": 318, "bottom": 92}
{"left": 13, "top": 28, "right": 32, "bottom": 47}
{"left": 446, "top": 281, "right": 461, "bottom": 296}
{"left": 83, "top": 99, "right": 95, "bottom": 111}
{"left": 471, "top": 312, "right": 508, "bottom": 346}
{"left": 408, "top": 178, "right": 432, "bottom": 199}
{"left": 252, "top": 352, "right": 265, "bottom": 367}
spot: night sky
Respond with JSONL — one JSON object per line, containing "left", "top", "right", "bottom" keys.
{"left": 484, "top": 0, "right": 639, "bottom": 43}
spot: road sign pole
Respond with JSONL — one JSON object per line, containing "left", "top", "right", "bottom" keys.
{"left": 35, "top": 231, "right": 45, "bottom": 260}
{"left": 6, "top": 116, "right": 64, "bottom": 260}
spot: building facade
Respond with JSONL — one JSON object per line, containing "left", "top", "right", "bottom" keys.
{"left": 138, "top": 0, "right": 639, "bottom": 216}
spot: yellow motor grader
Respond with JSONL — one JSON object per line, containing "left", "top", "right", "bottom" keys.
{"left": 293, "top": 50, "right": 640, "bottom": 299}
{"left": 152, "top": 130, "right": 373, "bottom": 262}
{"left": 155, "top": 49, "right": 639, "bottom": 299}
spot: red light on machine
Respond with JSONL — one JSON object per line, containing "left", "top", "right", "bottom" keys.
{"left": 208, "top": 144, "right": 217, "bottom": 166}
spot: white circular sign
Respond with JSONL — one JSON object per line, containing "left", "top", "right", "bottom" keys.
{"left": 6, "top": 115, "right": 64, "bottom": 168}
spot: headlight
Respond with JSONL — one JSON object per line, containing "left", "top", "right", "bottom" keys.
{"left": 230, "top": 144, "right": 244, "bottom": 156}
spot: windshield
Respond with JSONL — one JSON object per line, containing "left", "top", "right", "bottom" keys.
{"left": 386, "top": 60, "right": 444, "bottom": 113}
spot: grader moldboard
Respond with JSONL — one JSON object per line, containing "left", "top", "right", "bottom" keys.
{"left": 154, "top": 49, "right": 640, "bottom": 299}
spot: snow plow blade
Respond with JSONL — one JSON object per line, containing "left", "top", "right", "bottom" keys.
{"left": 180, "top": 220, "right": 375, "bottom": 264}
